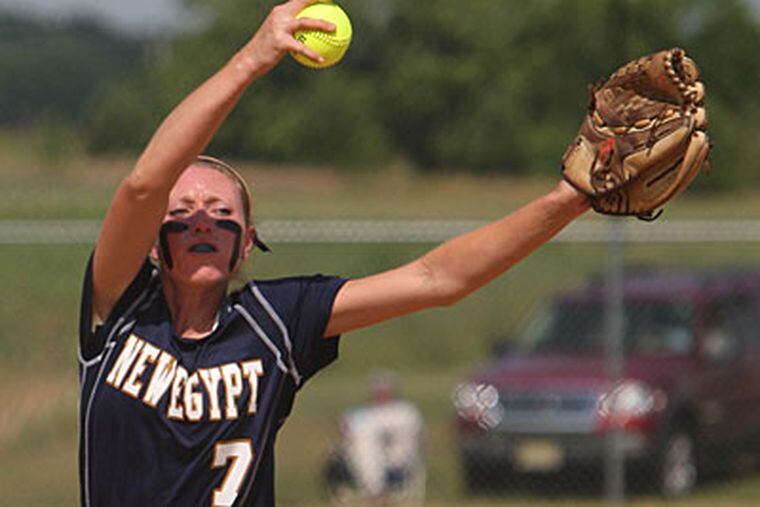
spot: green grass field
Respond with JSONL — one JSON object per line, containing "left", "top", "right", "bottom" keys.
{"left": 3, "top": 152, "right": 760, "bottom": 505}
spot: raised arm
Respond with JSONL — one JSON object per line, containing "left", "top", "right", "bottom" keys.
{"left": 91, "top": 0, "right": 333, "bottom": 322}
{"left": 325, "top": 181, "right": 590, "bottom": 336}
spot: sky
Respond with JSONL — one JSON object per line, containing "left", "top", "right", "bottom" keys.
{"left": 0, "top": 0, "right": 195, "bottom": 34}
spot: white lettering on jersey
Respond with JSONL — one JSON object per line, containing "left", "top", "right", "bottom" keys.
{"left": 105, "top": 335, "right": 266, "bottom": 422}
{"left": 184, "top": 372, "right": 204, "bottom": 422}
{"left": 199, "top": 367, "right": 224, "bottom": 421}
{"left": 221, "top": 364, "right": 243, "bottom": 420}
{"left": 142, "top": 352, "right": 177, "bottom": 408}
{"left": 122, "top": 341, "right": 160, "bottom": 398}
{"left": 105, "top": 334, "right": 144, "bottom": 389}
{"left": 168, "top": 365, "right": 188, "bottom": 420}
{"left": 241, "top": 360, "right": 264, "bottom": 415}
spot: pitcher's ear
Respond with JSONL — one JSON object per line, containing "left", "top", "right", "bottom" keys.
{"left": 240, "top": 225, "right": 256, "bottom": 261}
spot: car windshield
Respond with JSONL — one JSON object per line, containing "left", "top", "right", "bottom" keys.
{"left": 517, "top": 297, "right": 695, "bottom": 356}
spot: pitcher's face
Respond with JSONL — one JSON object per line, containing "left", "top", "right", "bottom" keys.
{"left": 156, "top": 166, "right": 253, "bottom": 286}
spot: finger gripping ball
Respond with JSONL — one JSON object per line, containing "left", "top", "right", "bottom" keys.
{"left": 292, "top": 2, "right": 352, "bottom": 69}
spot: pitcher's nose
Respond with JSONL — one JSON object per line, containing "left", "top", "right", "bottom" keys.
{"left": 188, "top": 211, "right": 214, "bottom": 234}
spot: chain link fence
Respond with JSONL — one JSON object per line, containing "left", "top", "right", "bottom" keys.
{"left": 6, "top": 218, "right": 760, "bottom": 244}
{"left": 4, "top": 218, "right": 760, "bottom": 506}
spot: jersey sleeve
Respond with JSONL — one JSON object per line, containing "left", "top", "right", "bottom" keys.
{"left": 252, "top": 275, "right": 348, "bottom": 384}
{"left": 291, "top": 275, "right": 348, "bottom": 381}
{"left": 79, "top": 253, "right": 156, "bottom": 361}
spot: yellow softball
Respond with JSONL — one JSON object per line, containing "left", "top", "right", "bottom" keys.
{"left": 291, "top": 2, "right": 352, "bottom": 69}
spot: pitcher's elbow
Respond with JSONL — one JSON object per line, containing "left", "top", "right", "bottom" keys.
{"left": 432, "top": 281, "right": 471, "bottom": 308}
{"left": 416, "top": 259, "right": 470, "bottom": 308}
{"left": 119, "top": 172, "right": 167, "bottom": 204}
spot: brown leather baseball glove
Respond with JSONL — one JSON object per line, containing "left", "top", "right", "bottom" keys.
{"left": 561, "top": 48, "right": 710, "bottom": 220}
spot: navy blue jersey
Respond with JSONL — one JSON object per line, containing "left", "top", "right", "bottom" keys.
{"left": 78, "top": 257, "right": 347, "bottom": 506}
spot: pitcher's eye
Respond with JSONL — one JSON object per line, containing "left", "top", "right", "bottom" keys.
{"left": 169, "top": 208, "right": 189, "bottom": 217}
{"left": 215, "top": 208, "right": 232, "bottom": 216}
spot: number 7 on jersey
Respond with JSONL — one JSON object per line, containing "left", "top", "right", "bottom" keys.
{"left": 212, "top": 439, "right": 254, "bottom": 506}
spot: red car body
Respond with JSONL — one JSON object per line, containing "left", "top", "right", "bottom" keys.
{"left": 454, "top": 270, "right": 760, "bottom": 497}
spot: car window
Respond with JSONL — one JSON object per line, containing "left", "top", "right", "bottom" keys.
{"left": 627, "top": 301, "right": 695, "bottom": 354}
{"left": 705, "top": 293, "right": 760, "bottom": 356}
{"left": 518, "top": 297, "right": 695, "bottom": 356}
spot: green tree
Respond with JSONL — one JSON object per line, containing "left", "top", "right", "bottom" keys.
{"left": 0, "top": 14, "right": 144, "bottom": 125}
{"left": 81, "top": 0, "right": 760, "bottom": 189}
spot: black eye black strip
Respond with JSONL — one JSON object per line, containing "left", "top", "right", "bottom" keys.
{"left": 215, "top": 220, "right": 242, "bottom": 271}
{"left": 159, "top": 221, "right": 189, "bottom": 270}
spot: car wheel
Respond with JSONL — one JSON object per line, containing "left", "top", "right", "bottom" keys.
{"left": 462, "top": 456, "right": 484, "bottom": 495}
{"left": 461, "top": 454, "right": 500, "bottom": 495}
{"left": 658, "top": 430, "right": 698, "bottom": 498}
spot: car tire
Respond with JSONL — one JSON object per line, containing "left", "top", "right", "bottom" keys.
{"left": 461, "top": 454, "right": 501, "bottom": 495}
{"left": 657, "top": 430, "right": 698, "bottom": 498}
{"left": 462, "top": 456, "right": 484, "bottom": 495}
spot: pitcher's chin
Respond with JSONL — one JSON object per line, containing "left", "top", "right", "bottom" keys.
{"left": 164, "top": 263, "right": 232, "bottom": 290}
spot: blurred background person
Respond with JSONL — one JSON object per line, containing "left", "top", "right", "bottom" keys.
{"left": 325, "top": 370, "right": 425, "bottom": 506}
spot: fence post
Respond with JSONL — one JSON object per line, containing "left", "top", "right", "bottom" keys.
{"left": 604, "top": 219, "right": 626, "bottom": 505}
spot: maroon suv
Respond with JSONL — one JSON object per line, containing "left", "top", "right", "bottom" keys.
{"left": 454, "top": 270, "right": 760, "bottom": 497}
